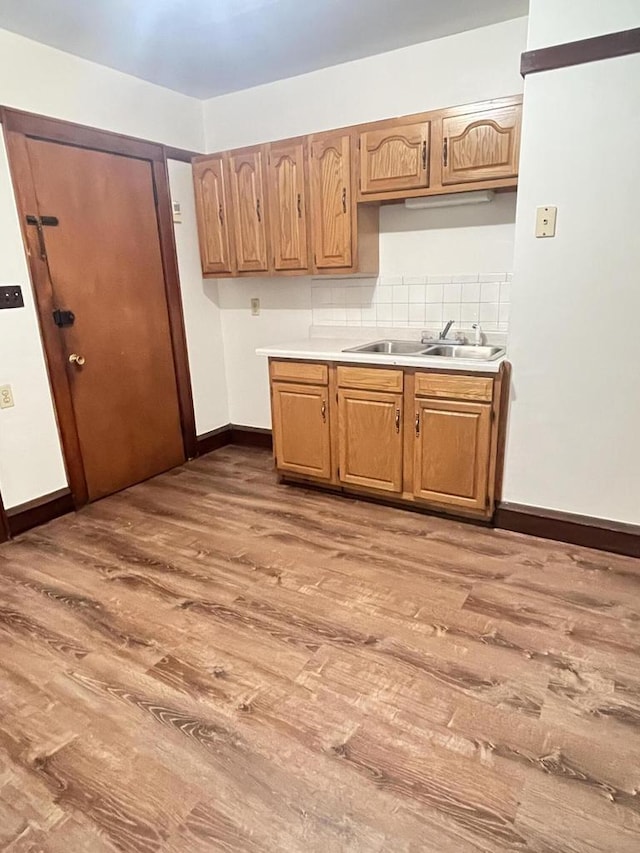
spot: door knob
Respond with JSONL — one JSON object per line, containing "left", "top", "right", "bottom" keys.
{"left": 69, "top": 353, "right": 86, "bottom": 366}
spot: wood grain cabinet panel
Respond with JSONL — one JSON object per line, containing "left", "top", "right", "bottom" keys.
{"left": 337, "top": 365, "right": 403, "bottom": 393}
{"left": 272, "top": 382, "right": 331, "bottom": 480}
{"left": 338, "top": 389, "right": 403, "bottom": 492}
{"left": 270, "top": 360, "right": 328, "bottom": 385}
{"left": 414, "top": 372, "right": 493, "bottom": 402}
{"left": 414, "top": 397, "right": 492, "bottom": 511}
{"left": 359, "top": 121, "right": 429, "bottom": 195}
{"left": 229, "top": 148, "right": 270, "bottom": 272}
{"left": 267, "top": 140, "right": 309, "bottom": 271}
{"left": 192, "top": 156, "right": 234, "bottom": 275}
{"left": 441, "top": 104, "right": 522, "bottom": 185}
{"left": 309, "top": 132, "right": 353, "bottom": 269}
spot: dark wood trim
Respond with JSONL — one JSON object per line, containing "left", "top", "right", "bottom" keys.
{"left": 0, "top": 109, "right": 198, "bottom": 512}
{"left": 0, "top": 106, "right": 200, "bottom": 163}
{"left": 2, "top": 124, "right": 89, "bottom": 505}
{"left": 7, "top": 488, "right": 75, "bottom": 537}
{"left": 521, "top": 27, "right": 640, "bottom": 77}
{"left": 230, "top": 425, "right": 273, "bottom": 450}
{"left": 495, "top": 502, "right": 640, "bottom": 558}
{"left": 152, "top": 158, "right": 198, "bottom": 459}
{"left": 197, "top": 425, "right": 233, "bottom": 455}
{"left": 0, "top": 490, "right": 9, "bottom": 543}
{"left": 163, "top": 145, "right": 199, "bottom": 163}
{"left": 196, "top": 424, "right": 273, "bottom": 455}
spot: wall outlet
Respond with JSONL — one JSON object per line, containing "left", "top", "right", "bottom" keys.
{"left": 0, "top": 385, "right": 15, "bottom": 409}
{"left": 535, "top": 206, "right": 557, "bottom": 238}
{"left": 250, "top": 297, "right": 260, "bottom": 316}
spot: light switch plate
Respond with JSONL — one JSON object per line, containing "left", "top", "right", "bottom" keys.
{"left": 250, "top": 297, "right": 260, "bottom": 316}
{"left": 536, "top": 206, "right": 557, "bottom": 238}
{"left": 0, "top": 385, "right": 15, "bottom": 409}
{"left": 172, "top": 201, "right": 182, "bottom": 224}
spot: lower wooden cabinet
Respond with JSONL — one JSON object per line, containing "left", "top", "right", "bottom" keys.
{"left": 271, "top": 381, "right": 331, "bottom": 480}
{"left": 269, "top": 360, "right": 507, "bottom": 520}
{"left": 413, "top": 397, "right": 492, "bottom": 511}
{"left": 338, "top": 389, "right": 403, "bottom": 492}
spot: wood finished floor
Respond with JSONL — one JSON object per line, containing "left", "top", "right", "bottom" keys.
{"left": 1, "top": 447, "right": 640, "bottom": 852}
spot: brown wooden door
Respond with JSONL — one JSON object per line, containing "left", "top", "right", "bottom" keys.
{"left": 359, "top": 121, "right": 429, "bottom": 195}
{"left": 24, "top": 139, "right": 185, "bottom": 501}
{"left": 441, "top": 104, "right": 521, "bottom": 185}
{"left": 267, "top": 140, "right": 309, "bottom": 271}
{"left": 338, "top": 389, "right": 403, "bottom": 492}
{"left": 309, "top": 132, "right": 353, "bottom": 269}
{"left": 413, "top": 397, "right": 491, "bottom": 511}
{"left": 228, "top": 148, "right": 269, "bottom": 273}
{"left": 271, "top": 382, "right": 331, "bottom": 480}
{"left": 192, "top": 156, "right": 234, "bottom": 275}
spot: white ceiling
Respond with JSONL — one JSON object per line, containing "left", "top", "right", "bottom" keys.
{"left": 0, "top": 0, "right": 529, "bottom": 99}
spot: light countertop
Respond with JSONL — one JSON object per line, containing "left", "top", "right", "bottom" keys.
{"left": 256, "top": 338, "right": 506, "bottom": 373}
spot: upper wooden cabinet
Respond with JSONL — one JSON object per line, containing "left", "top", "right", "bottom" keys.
{"left": 228, "top": 148, "right": 270, "bottom": 273}
{"left": 192, "top": 157, "right": 234, "bottom": 275}
{"left": 359, "top": 121, "right": 429, "bottom": 195}
{"left": 309, "top": 132, "right": 353, "bottom": 270}
{"left": 267, "top": 139, "right": 309, "bottom": 272}
{"left": 441, "top": 103, "right": 522, "bottom": 186}
{"left": 192, "top": 95, "right": 521, "bottom": 276}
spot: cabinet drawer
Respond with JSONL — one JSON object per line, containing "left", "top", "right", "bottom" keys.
{"left": 415, "top": 372, "right": 493, "bottom": 402}
{"left": 337, "top": 365, "right": 403, "bottom": 392}
{"left": 270, "top": 360, "right": 328, "bottom": 385}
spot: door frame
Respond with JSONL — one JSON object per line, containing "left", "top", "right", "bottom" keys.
{"left": 0, "top": 106, "right": 198, "bottom": 511}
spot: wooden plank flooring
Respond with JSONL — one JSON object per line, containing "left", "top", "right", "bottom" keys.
{"left": 1, "top": 445, "right": 640, "bottom": 852}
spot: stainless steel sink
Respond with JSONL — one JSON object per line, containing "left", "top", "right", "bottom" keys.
{"left": 422, "top": 344, "right": 505, "bottom": 360}
{"left": 343, "top": 340, "right": 429, "bottom": 355}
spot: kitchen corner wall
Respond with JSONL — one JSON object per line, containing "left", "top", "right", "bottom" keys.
{"left": 204, "top": 17, "right": 526, "bottom": 428}
{"left": 503, "top": 0, "right": 640, "bottom": 525}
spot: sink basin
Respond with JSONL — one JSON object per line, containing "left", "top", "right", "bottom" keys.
{"left": 343, "top": 339, "right": 429, "bottom": 355}
{"left": 422, "top": 344, "right": 505, "bottom": 361}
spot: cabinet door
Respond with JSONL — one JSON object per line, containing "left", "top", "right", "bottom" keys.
{"left": 228, "top": 149, "right": 269, "bottom": 272}
{"left": 360, "top": 121, "right": 429, "bottom": 194}
{"left": 272, "top": 382, "right": 331, "bottom": 480}
{"left": 267, "top": 141, "right": 309, "bottom": 271}
{"left": 309, "top": 133, "right": 352, "bottom": 269}
{"left": 441, "top": 104, "right": 521, "bottom": 185}
{"left": 192, "top": 157, "right": 233, "bottom": 275}
{"left": 338, "top": 389, "right": 403, "bottom": 492}
{"left": 414, "top": 398, "right": 491, "bottom": 511}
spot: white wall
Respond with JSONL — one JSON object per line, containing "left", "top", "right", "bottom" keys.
{"left": 0, "top": 29, "right": 207, "bottom": 509}
{"left": 203, "top": 18, "right": 527, "bottom": 151}
{"left": 503, "top": 0, "right": 640, "bottom": 524}
{"left": 168, "top": 161, "right": 229, "bottom": 434}
{"left": 204, "top": 18, "right": 527, "bottom": 426}
{"left": 0, "top": 28, "right": 204, "bottom": 151}
{"left": 526, "top": 0, "right": 640, "bottom": 48}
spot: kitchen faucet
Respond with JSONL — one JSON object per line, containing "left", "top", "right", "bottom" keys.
{"left": 421, "top": 319, "right": 455, "bottom": 345}
{"left": 439, "top": 319, "right": 455, "bottom": 340}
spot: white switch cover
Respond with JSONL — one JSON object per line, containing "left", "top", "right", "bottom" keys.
{"left": 535, "top": 206, "right": 557, "bottom": 238}
{"left": 0, "top": 385, "right": 15, "bottom": 409}
{"left": 172, "top": 201, "right": 182, "bottom": 224}
{"left": 250, "top": 297, "right": 260, "bottom": 316}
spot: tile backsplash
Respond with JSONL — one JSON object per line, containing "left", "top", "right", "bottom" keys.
{"left": 311, "top": 273, "right": 512, "bottom": 335}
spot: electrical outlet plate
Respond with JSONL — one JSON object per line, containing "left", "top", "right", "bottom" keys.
{"left": 250, "top": 297, "right": 260, "bottom": 316}
{"left": 535, "top": 206, "right": 557, "bottom": 238}
{"left": 0, "top": 385, "right": 15, "bottom": 409}
{"left": 0, "top": 285, "right": 24, "bottom": 309}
